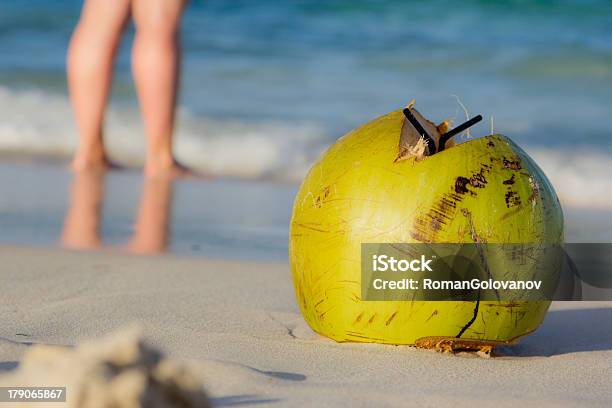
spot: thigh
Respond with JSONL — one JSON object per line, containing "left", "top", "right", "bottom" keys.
{"left": 78, "top": 0, "right": 132, "bottom": 35}
{"left": 131, "top": 0, "right": 187, "bottom": 32}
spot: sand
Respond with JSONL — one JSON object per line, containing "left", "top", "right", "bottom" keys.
{"left": 0, "top": 246, "right": 610, "bottom": 407}
{"left": 0, "top": 328, "right": 211, "bottom": 407}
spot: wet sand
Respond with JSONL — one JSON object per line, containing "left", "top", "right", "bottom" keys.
{"left": 1, "top": 159, "right": 611, "bottom": 260}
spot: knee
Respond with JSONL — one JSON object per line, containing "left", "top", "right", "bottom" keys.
{"left": 134, "top": 24, "right": 180, "bottom": 52}
{"left": 136, "top": 23, "right": 180, "bottom": 43}
{"left": 134, "top": 17, "right": 181, "bottom": 50}
{"left": 132, "top": 2, "right": 184, "bottom": 42}
{"left": 69, "top": 21, "right": 116, "bottom": 65}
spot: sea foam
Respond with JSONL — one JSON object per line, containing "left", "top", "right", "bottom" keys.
{"left": 0, "top": 86, "right": 610, "bottom": 209}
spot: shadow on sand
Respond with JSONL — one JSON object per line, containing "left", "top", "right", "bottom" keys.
{"left": 500, "top": 307, "right": 612, "bottom": 357}
{"left": 0, "top": 361, "right": 18, "bottom": 373}
{"left": 210, "top": 394, "right": 280, "bottom": 406}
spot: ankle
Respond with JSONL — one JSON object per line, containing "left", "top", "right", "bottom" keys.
{"left": 72, "top": 142, "right": 108, "bottom": 170}
{"left": 144, "top": 153, "right": 192, "bottom": 179}
{"left": 146, "top": 150, "right": 174, "bottom": 168}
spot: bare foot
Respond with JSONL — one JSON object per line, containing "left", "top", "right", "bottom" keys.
{"left": 144, "top": 156, "right": 195, "bottom": 179}
{"left": 71, "top": 146, "right": 119, "bottom": 172}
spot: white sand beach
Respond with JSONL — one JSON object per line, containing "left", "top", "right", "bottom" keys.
{"left": 1, "top": 246, "right": 610, "bottom": 407}
{"left": 2, "top": 0, "right": 612, "bottom": 405}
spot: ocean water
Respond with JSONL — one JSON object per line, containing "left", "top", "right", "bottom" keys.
{"left": 0, "top": 0, "right": 612, "bottom": 211}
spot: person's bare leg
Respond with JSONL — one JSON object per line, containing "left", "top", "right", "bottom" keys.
{"left": 131, "top": 0, "right": 190, "bottom": 178}
{"left": 61, "top": 170, "right": 105, "bottom": 250}
{"left": 67, "top": 0, "right": 131, "bottom": 171}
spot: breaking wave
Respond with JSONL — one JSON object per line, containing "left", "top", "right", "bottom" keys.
{"left": 0, "top": 86, "right": 611, "bottom": 210}
{"left": 0, "top": 87, "right": 329, "bottom": 182}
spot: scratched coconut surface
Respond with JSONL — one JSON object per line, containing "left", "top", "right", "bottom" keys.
{"left": 290, "top": 109, "right": 563, "bottom": 346}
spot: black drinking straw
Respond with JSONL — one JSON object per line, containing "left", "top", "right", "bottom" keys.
{"left": 438, "top": 115, "right": 483, "bottom": 152}
{"left": 403, "top": 108, "right": 436, "bottom": 154}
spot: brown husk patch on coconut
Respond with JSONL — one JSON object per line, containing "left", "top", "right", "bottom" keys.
{"left": 414, "top": 336, "right": 506, "bottom": 358}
